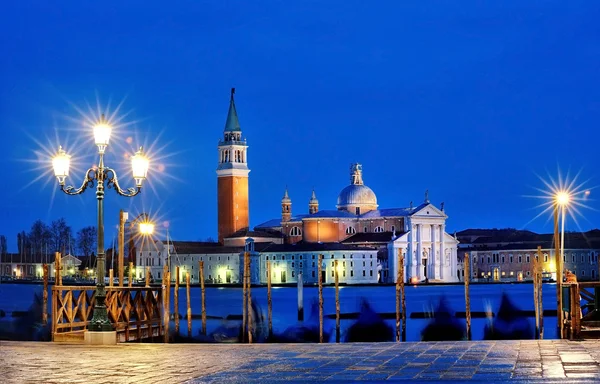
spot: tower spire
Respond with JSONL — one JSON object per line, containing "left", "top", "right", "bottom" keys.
{"left": 224, "top": 87, "right": 241, "bottom": 132}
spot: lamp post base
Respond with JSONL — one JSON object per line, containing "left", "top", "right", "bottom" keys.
{"left": 84, "top": 330, "right": 117, "bottom": 345}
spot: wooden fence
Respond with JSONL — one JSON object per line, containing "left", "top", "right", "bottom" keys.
{"left": 52, "top": 286, "right": 163, "bottom": 342}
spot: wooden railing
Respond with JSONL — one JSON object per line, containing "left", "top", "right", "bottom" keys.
{"left": 52, "top": 286, "right": 163, "bottom": 342}
{"left": 563, "top": 282, "right": 600, "bottom": 339}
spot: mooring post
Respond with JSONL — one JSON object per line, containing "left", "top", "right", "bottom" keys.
{"left": 109, "top": 269, "right": 114, "bottom": 288}
{"left": 128, "top": 262, "right": 133, "bottom": 288}
{"left": 165, "top": 271, "right": 171, "bottom": 343}
{"left": 533, "top": 254, "right": 540, "bottom": 339}
{"left": 318, "top": 254, "right": 324, "bottom": 343}
{"left": 55, "top": 252, "right": 62, "bottom": 286}
{"left": 199, "top": 261, "right": 206, "bottom": 335}
{"left": 465, "top": 252, "right": 471, "bottom": 340}
{"left": 298, "top": 271, "right": 304, "bottom": 321}
{"left": 267, "top": 260, "right": 272, "bottom": 338}
{"left": 186, "top": 272, "right": 191, "bottom": 338}
{"left": 242, "top": 252, "right": 248, "bottom": 343}
{"left": 335, "top": 260, "right": 340, "bottom": 343}
{"left": 247, "top": 253, "right": 253, "bottom": 344}
{"left": 145, "top": 267, "right": 150, "bottom": 288}
{"left": 43, "top": 264, "right": 48, "bottom": 325}
{"left": 401, "top": 250, "right": 406, "bottom": 342}
{"left": 175, "top": 266, "right": 180, "bottom": 335}
{"left": 395, "top": 248, "right": 401, "bottom": 342}
{"left": 537, "top": 245, "right": 544, "bottom": 339}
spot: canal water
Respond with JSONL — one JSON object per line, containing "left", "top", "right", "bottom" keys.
{"left": 0, "top": 283, "right": 558, "bottom": 341}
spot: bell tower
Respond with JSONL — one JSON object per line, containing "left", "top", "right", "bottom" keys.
{"left": 308, "top": 189, "right": 319, "bottom": 214}
{"left": 281, "top": 188, "right": 292, "bottom": 222}
{"left": 217, "top": 88, "right": 250, "bottom": 244}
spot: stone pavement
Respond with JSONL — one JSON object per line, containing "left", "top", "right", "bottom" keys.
{"left": 2, "top": 340, "right": 600, "bottom": 383}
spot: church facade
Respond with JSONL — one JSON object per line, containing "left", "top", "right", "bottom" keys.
{"left": 137, "top": 89, "right": 459, "bottom": 284}
{"left": 256, "top": 163, "right": 459, "bottom": 283}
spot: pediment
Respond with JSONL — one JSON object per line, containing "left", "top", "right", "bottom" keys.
{"left": 410, "top": 203, "right": 447, "bottom": 218}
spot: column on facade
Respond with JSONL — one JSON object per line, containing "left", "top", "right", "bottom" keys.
{"left": 416, "top": 224, "right": 422, "bottom": 280}
{"left": 440, "top": 223, "right": 446, "bottom": 280}
{"left": 430, "top": 224, "right": 436, "bottom": 280}
{"left": 409, "top": 228, "right": 417, "bottom": 279}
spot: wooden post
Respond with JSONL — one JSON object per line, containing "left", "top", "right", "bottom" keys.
{"left": 43, "top": 264, "right": 48, "bottom": 324}
{"left": 298, "top": 272, "right": 304, "bottom": 321}
{"left": 318, "top": 254, "right": 324, "bottom": 343}
{"left": 199, "top": 261, "right": 206, "bottom": 335}
{"left": 145, "top": 267, "right": 150, "bottom": 287}
{"left": 335, "top": 260, "right": 340, "bottom": 343}
{"left": 465, "top": 252, "right": 471, "bottom": 340}
{"left": 162, "top": 265, "right": 168, "bottom": 342}
{"left": 533, "top": 254, "right": 540, "bottom": 339}
{"left": 128, "top": 262, "right": 133, "bottom": 288}
{"left": 186, "top": 272, "right": 191, "bottom": 338}
{"left": 554, "top": 205, "right": 563, "bottom": 338}
{"left": 118, "top": 209, "right": 125, "bottom": 287}
{"left": 175, "top": 266, "right": 180, "bottom": 335}
{"left": 247, "top": 253, "right": 253, "bottom": 344}
{"left": 109, "top": 269, "right": 114, "bottom": 287}
{"left": 55, "top": 252, "right": 62, "bottom": 286}
{"left": 537, "top": 246, "right": 544, "bottom": 339}
{"left": 395, "top": 249, "right": 402, "bottom": 342}
{"left": 267, "top": 260, "right": 272, "bottom": 338}
{"left": 165, "top": 271, "right": 171, "bottom": 342}
{"left": 242, "top": 252, "right": 248, "bottom": 343}
{"left": 401, "top": 250, "right": 406, "bottom": 342}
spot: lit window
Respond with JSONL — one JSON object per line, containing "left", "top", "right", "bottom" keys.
{"left": 290, "top": 227, "right": 302, "bottom": 236}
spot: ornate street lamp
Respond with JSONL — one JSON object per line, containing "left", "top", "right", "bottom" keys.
{"left": 52, "top": 114, "right": 150, "bottom": 336}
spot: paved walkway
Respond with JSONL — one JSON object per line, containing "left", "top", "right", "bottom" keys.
{"left": 2, "top": 340, "right": 600, "bottom": 383}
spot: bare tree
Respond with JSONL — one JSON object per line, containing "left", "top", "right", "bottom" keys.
{"left": 76, "top": 226, "right": 97, "bottom": 258}
{"left": 29, "top": 220, "right": 51, "bottom": 260}
{"left": 50, "top": 218, "right": 72, "bottom": 254}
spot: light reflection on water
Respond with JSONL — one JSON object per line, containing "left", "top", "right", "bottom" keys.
{"left": 0, "top": 283, "right": 558, "bottom": 341}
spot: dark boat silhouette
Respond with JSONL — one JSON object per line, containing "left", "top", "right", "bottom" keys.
{"left": 421, "top": 296, "right": 465, "bottom": 341}
{"left": 344, "top": 298, "right": 394, "bottom": 342}
{"left": 484, "top": 292, "right": 533, "bottom": 340}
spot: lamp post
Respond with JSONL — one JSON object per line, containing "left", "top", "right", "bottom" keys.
{"left": 52, "top": 114, "right": 150, "bottom": 337}
{"left": 555, "top": 190, "right": 570, "bottom": 339}
{"left": 119, "top": 211, "right": 154, "bottom": 285}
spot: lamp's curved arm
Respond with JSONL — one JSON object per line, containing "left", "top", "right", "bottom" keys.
{"left": 130, "top": 212, "right": 150, "bottom": 225}
{"left": 105, "top": 167, "right": 141, "bottom": 197}
{"left": 60, "top": 168, "right": 97, "bottom": 195}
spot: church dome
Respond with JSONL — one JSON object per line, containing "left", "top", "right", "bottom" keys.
{"left": 337, "top": 184, "right": 377, "bottom": 208}
{"left": 336, "top": 163, "right": 378, "bottom": 214}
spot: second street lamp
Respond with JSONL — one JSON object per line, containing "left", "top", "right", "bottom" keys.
{"left": 52, "top": 114, "right": 150, "bottom": 342}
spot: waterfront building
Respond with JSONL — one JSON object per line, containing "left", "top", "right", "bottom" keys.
{"left": 457, "top": 229, "right": 600, "bottom": 282}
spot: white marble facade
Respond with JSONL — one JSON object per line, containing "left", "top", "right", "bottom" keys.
{"left": 387, "top": 203, "right": 459, "bottom": 283}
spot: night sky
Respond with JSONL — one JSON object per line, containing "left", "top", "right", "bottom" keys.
{"left": 1, "top": 1, "right": 599, "bottom": 252}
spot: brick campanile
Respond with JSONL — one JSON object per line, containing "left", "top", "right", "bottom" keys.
{"left": 217, "top": 88, "right": 250, "bottom": 244}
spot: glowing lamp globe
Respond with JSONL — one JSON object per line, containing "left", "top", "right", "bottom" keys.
{"left": 139, "top": 222, "right": 155, "bottom": 235}
{"left": 131, "top": 147, "right": 150, "bottom": 187}
{"left": 93, "top": 115, "right": 112, "bottom": 153}
{"left": 556, "top": 191, "right": 570, "bottom": 206}
{"left": 52, "top": 146, "right": 71, "bottom": 185}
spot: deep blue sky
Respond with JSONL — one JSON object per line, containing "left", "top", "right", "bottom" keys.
{"left": 1, "top": 1, "right": 599, "bottom": 252}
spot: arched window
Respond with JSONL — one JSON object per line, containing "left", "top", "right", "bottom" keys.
{"left": 345, "top": 227, "right": 356, "bottom": 235}
{"left": 391, "top": 225, "right": 395, "bottom": 233}
{"left": 290, "top": 227, "right": 302, "bottom": 236}
{"left": 374, "top": 226, "right": 384, "bottom": 233}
